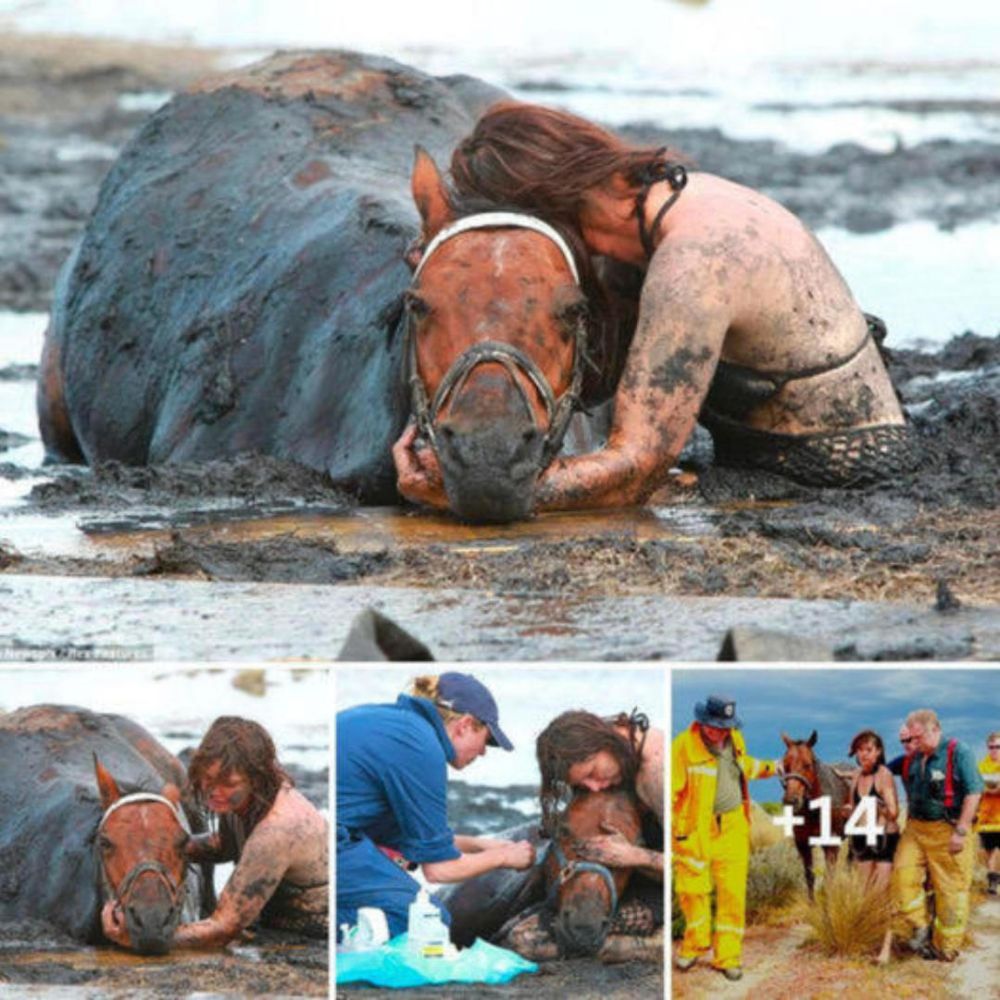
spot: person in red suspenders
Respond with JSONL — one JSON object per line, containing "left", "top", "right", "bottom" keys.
{"left": 886, "top": 709, "right": 983, "bottom": 962}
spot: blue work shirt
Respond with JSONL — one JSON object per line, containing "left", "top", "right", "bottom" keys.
{"left": 902, "top": 736, "right": 984, "bottom": 821}
{"left": 337, "top": 694, "right": 462, "bottom": 863}
{"left": 336, "top": 695, "right": 460, "bottom": 939}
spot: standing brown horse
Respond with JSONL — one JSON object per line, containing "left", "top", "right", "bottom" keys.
{"left": 780, "top": 731, "right": 851, "bottom": 899}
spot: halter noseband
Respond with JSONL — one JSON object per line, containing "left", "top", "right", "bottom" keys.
{"left": 406, "top": 212, "right": 587, "bottom": 467}
{"left": 98, "top": 793, "right": 190, "bottom": 911}
{"left": 544, "top": 839, "right": 620, "bottom": 917}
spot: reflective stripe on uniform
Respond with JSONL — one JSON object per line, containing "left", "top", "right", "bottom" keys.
{"left": 901, "top": 892, "right": 927, "bottom": 913}
{"left": 715, "top": 924, "right": 745, "bottom": 937}
{"left": 688, "top": 765, "right": 716, "bottom": 776}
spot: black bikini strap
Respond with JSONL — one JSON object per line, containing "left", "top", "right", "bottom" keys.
{"left": 635, "top": 153, "right": 688, "bottom": 258}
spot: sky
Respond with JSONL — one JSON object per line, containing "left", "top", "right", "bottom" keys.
{"left": 673, "top": 667, "right": 1000, "bottom": 800}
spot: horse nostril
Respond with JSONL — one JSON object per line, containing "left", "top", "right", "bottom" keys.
{"left": 522, "top": 428, "right": 538, "bottom": 444}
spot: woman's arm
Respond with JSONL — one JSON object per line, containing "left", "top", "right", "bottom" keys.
{"left": 575, "top": 823, "right": 664, "bottom": 882}
{"left": 170, "top": 821, "right": 293, "bottom": 948}
{"left": 421, "top": 840, "right": 535, "bottom": 883}
{"left": 877, "top": 766, "right": 899, "bottom": 823}
{"left": 535, "top": 245, "right": 730, "bottom": 511}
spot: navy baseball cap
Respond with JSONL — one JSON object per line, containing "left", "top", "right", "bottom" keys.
{"left": 694, "top": 694, "right": 741, "bottom": 730}
{"left": 437, "top": 672, "right": 513, "bottom": 751}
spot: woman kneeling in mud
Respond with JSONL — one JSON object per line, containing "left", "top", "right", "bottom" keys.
{"left": 102, "top": 717, "right": 328, "bottom": 947}
{"left": 398, "top": 103, "right": 915, "bottom": 511}
{"left": 504, "top": 709, "right": 664, "bottom": 961}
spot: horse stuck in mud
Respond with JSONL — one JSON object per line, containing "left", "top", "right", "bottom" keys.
{"left": 37, "top": 49, "right": 620, "bottom": 523}
{"left": 440, "top": 787, "right": 662, "bottom": 961}
{"left": 780, "top": 730, "right": 852, "bottom": 898}
{"left": 0, "top": 705, "right": 210, "bottom": 954}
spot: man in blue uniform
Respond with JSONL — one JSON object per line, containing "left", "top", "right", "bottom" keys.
{"left": 336, "top": 673, "right": 536, "bottom": 939}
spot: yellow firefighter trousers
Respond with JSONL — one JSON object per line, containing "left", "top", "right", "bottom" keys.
{"left": 891, "top": 818, "right": 976, "bottom": 955}
{"left": 676, "top": 807, "right": 749, "bottom": 969}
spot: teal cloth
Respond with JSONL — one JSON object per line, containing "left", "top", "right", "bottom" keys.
{"left": 336, "top": 933, "right": 538, "bottom": 988}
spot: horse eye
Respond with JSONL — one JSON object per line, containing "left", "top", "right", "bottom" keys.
{"left": 404, "top": 292, "right": 430, "bottom": 319}
{"left": 98, "top": 835, "right": 113, "bottom": 853}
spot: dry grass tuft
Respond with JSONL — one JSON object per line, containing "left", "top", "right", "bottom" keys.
{"left": 746, "top": 840, "right": 806, "bottom": 921}
{"left": 805, "top": 859, "right": 893, "bottom": 957}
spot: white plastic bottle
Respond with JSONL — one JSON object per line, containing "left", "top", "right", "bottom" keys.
{"left": 407, "top": 888, "right": 448, "bottom": 959}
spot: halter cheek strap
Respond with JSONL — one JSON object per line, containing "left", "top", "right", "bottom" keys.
{"left": 406, "top": 212, "right": 586, "bottom": 466}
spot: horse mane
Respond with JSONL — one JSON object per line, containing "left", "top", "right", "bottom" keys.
{"left": 446, "top": 193, "right": 632, "bottom": 405}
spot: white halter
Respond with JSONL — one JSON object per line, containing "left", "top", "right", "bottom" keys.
{"left": 413, "top": 212, "right": 580, "bottom": 284}
{"left": 98, "top": 792, "right": 191, "bottom": 835}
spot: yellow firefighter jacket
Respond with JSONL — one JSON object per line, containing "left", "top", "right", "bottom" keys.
{"left": 672, "top": 724, "right": 776, "bottom": 864}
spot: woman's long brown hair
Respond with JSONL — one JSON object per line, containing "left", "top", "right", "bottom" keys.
{"left": 536, "top": 709, "right": 643, "bottom": 836}
{"left": 450, "top": 101, "right": 684, "bottom": 230}
{"left": 187, "top": 716, "right": 292, "bottom": 833}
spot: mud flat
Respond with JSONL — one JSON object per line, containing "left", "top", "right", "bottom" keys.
{"left": 0, "top": 574, "right": 994, "bottom": 661}
{"left": 0, "top": 31, "right": 997, "bottom": 659}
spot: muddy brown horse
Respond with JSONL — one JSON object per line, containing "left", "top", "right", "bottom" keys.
{"left": 37, "top": 50, "right": 619, "bottom": 522}
{"left": 0, "top": 705, "right": 211, "bottom": 953}
{"left": 439, "top": 787, "right": 659, "bottom": 958}
{"left": 780, "top": 730, "right": 851, "bottom": 899}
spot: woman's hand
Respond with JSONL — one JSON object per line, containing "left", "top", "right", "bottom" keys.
{"left": 100, "top": 900, "right": 131, "bottom": 949}
{"left": 393, "top": 424, "right": 448, "bottom": 510}
{"left": 573, "top": 822, "right": 641, "bottom": 867}
{"left": 501, "top": 840, "right": 536, "bottom": 870}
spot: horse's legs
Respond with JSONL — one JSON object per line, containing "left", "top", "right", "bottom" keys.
{"left": 599, "top": 927, "right": 663, "bottom": 964}
{"left": 496, "top": 906, "right": 559, "bottom": 961}
{"left": 797, "top": 838, "right": 815, "bottom": 900}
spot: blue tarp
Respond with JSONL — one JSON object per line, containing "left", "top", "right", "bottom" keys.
{"left": 336, "top": 933, "right": 538, "bottom": 988}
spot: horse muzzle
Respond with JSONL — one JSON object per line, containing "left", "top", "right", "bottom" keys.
{"left": 121, "top": 883, "right": 182, "bottom": 955}
{"left": 435, "top": 415, "right": 545, "bottom": 524}
{"left": 551, "top": 899, "right": 613, "bottom": 956}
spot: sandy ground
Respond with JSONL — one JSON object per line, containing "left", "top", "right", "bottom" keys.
{"left": 672, "top": 890, "right": 1000, "bottom": 1000}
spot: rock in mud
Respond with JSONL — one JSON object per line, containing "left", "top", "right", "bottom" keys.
{"left": 138, "top": 531, "right": 393, "bottom": 584}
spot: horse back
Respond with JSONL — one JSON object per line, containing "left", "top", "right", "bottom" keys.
{"left": 42, "top": 50, "right": 506, "bottom": 500}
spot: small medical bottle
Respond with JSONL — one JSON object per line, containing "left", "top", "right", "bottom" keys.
{"left": 407, "top": 888, "right": 448, "bottom": 958}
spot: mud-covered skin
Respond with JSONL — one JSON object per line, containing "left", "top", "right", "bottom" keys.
{"left": 37, "top": 51, "right": 505, "bottom": 501}
{"left": 108, "top": 783, "right": 328, "bottom": 947}
{"left": 0, "top": 706, "right": 208, "bottom": 946}
{"left": 531, "top": 172, "right": 906, "bottom": 510}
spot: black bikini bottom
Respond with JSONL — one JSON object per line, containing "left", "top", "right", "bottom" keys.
{"left": 702, "top": 413, "right": 920, "bottom": 488}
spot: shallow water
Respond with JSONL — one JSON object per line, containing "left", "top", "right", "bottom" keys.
{"left": 1, "top": 574, "right": 994, "bottom": 662}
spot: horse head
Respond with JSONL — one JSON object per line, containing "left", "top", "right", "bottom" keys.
{"left": 780, "top": 730, "right": 819, "bottom": 813}
{"left": 406, "top": 148, "right": 589, "bottom": 523}
{"left": 94, "top": 755, "right": 190, "bottom": 955}
{"left": 543, "top": 788, "right": 641, "bottom": 956}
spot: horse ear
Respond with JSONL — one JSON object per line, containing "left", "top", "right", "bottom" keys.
{"left": 162, "top": 782, "right": 182, "bottom": 807}
{"left": 780, "top": 732, "right": 792, "bottom": 747}
{"left": 411, "top": 145, "right": 454, "bottom": 241}
{"left": 93, "top": 754, "right": 121, "bottom": 810}
{"left": 807, "top": 730, "right": 818, "bottom": 747}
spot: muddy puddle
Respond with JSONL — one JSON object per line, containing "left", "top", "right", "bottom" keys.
{"left": 0, "top": 925, "right": 327, "bottom": 997}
